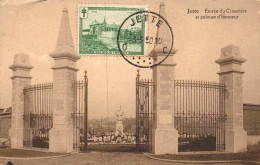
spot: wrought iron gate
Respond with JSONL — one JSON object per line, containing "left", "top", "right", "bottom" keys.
{"left": 72, "top": 71, "right": 88, "bottom": 151}
{"left": 173, "top": 80, "right": 226, "bottom": 152}
{"left": 23, "top": 83, "right": 53, "bottom": 148}
{"left": 136, "top": 70, "right": 155, "bottom": 152}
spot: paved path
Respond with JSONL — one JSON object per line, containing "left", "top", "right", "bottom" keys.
{"left": 0, "top": 152, "right": 248, "bottom": 165}
{"left": 0, "top": 152, "right": 171, "bottom": 165}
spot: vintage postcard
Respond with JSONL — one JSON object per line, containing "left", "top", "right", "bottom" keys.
{"left": 0, "top": 0, "right": 260, "bottom": 165}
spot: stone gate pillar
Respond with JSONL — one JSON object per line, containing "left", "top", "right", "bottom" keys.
{"left": 151, "top": 53, "right": 178, "bottom": 155}
{"left": 215, "top": 45, "right": 247, "bottom": 153}
{"left": 49, "top": 8, "right": 81, "bottom": 153}
{"left": 9, "top": 53, "right": 33, "bottom": 148}
{"left": 149, "top": 2, "right": 178, "bottom": 155}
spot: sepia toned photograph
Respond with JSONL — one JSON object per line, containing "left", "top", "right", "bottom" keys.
{"left": 0, "top": 0, "right": 259, "bottom": 164}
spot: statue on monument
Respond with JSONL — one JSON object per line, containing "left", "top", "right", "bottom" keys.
{"left": 114, "top": 106, "right": 124, "bottom": 137}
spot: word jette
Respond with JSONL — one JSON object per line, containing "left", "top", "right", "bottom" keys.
{"left": 130, "top": 14, "right": 164, "bottom": 28}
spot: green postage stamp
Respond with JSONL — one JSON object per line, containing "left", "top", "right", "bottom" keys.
{"left": 78, "top": 5, "right": 147, "bottom": 55}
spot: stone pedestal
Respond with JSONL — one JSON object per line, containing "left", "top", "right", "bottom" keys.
{"left": 49, "top": 8, "right": 81, "bottom": 153}
{"left": 151, "top": 54, "right": 178, "bottom": 155}
{"left": 9, "top": 53, "right": 33, "bottom": 148}
{"left": 115, "top": 121, "right": 124, "bottom": 136}
{"left": 153, "top": 128, "right": 178, "bottom": 155}
{"left": 215, "top": 45, "right": 247, "bottom": 153}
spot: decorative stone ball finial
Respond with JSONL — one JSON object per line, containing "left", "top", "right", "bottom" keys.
{"left": 221, "top": 45, "right": 240, "bottom": 57}
{"left": 9, "top": 53, "right": 33, "bottom": 71}
{"left": 216, "top": 45, "right": 246, "bottom": 65}
{"left": 14, "top": 53, "right": 30, "bottom": 65}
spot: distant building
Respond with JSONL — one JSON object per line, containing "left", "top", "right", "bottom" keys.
{"left": 88, "top": 18, "right": 119, "bottom": 38}
{"left": 83, "top": 18, "right": 120, "bottom": 49}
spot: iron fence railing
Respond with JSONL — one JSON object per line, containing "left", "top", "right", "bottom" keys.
{"left": 23, "top": 83, "right": 53, "bottom": 148}
{"left": 72, "top": 71, "right": 88, "bottom": 151}
{"left": 173, "top": 80, "right": 226, "bottom": 152}
{"left": 136, "top": 70, "right": 155, "bottom": 152}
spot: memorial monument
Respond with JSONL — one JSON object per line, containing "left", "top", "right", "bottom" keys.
{"left": 114, "top": 106, "right": 124, "bottom": 137}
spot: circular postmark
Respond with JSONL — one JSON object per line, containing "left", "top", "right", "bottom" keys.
{"left": 117, "top": 10, "right": 174, "bottom": 68}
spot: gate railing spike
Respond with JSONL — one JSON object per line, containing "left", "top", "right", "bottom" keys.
{"left": 84, "top": 70, "right": 87, "bottom": 79}
{"left": 137, "top": 69, "right": 140, "bottom": 80}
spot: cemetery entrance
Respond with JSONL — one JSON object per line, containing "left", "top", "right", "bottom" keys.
{"left": 72, "top": 72, "right": 138, "bottom": 152}
{"left": 72, "top": 71, "right": 156, "bottom": 152}
{"left": 22, "top": 74, "right": 226, "bottom": 153}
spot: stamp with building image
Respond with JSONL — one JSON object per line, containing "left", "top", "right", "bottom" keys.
{"left": 78, "top": 5, "right": 147, "bottom": 55}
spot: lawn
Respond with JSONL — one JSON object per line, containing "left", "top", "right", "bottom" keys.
{"left": 151, "top": 145, "right": 260, "bottom": 161}
{"left": 0, "top": 149, "right": 65, "bottom": 158}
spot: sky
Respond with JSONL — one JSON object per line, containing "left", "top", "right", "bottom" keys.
{"left": 0, "top": 0, "right": 259, "bottom": 119}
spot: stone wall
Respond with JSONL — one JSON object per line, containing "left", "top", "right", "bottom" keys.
{"left": 0, "top": 108, "right": 11, "bottom": 147}
{"left": 243, "top": 104, "right": 260, "bottom": 145}
{"left": 0, "top": 108, "right": 11, "bottom": 139}
{"left": 243, "top": 104, "right": 260, "bottom": 135}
